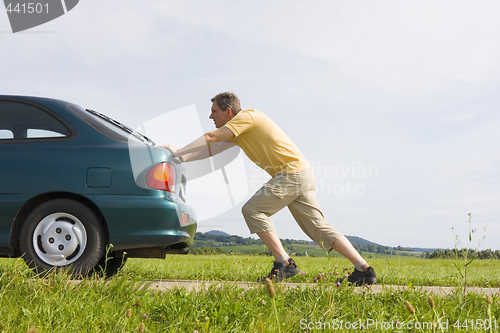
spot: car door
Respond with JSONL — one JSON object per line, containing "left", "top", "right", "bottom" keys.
{"left": 0, "top": 98, "right": 75, "bottom": 254}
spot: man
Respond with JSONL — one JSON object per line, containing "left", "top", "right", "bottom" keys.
{"left": 162, "top": 92, "right": 376, "bottom": 285}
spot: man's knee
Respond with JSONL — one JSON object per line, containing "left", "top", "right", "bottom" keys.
{"left": 241, "top": 201, "right": 252, "bottom": 218}
{"left": 241, "top": 202, "right": 273, "bottom": 233}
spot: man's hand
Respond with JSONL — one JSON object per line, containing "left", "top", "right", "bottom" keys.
{"left": 157, "top": 144, "right": 178, "bottom": 156}
{"left": 158, "top": 128, "right": 236, "bottom": 163}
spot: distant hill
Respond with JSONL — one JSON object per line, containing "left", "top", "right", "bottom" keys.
{"left": 308, "top": 235, "right": 380, "bottom": 247}
{"left": 345, "top": 236, "right": 381, "bottom": 247}
{"left": 202, "top": 231, "right": 440, "bottom": 253}
{"left": 406, "top": 247, "right": 442, "bottom": 253}
{"left": 205, "top": 230, "right": 231, "bottom": 236}
{"left": 206, "top": 231, "right": 379, "bottom": 246}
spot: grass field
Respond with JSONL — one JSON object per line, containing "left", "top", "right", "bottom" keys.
{"left": 1, "top": 255, "right": 498, "bottom": 332}
{"left": 121, "top": 255, "right": 500, "bottom": 288}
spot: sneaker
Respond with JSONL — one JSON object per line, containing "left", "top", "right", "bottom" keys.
{"left": 259, "top": 258, "right": 300, "bottom": 282}
{"left": 347, "top": 266, "right": 377, "bottom": 286}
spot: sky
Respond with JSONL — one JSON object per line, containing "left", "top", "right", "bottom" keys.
{"left": 1, "top": 1, "right": 500, "bottom": 251}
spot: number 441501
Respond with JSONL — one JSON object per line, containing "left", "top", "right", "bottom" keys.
{"left": 453, "top": 319, "right": 497, "bottom": 329}
{"left": 6, "top": 3, "right": 49, "bottom": 14}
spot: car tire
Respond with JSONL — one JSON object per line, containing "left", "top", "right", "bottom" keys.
{"left": 94, "top": 253, "right": 128, "bottom": 278}
{"left": 19, "top": 199, "right": 105, "bottom": 277}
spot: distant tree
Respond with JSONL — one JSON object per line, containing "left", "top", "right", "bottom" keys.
{"left": 394, "top": 245, "right": 415, "bottom": 252}
{"left": 430, "top": 249, "right": 444, "bottom": 259}
{"left": 420, "top": 251, "right": 431, "bottom": 259}
{"left": 478, "top": 249, "right": 494, "bottom": 259}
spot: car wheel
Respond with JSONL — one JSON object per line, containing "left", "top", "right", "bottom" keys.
{"left": 19, "top": 199, "right": 105, "bottom": 276}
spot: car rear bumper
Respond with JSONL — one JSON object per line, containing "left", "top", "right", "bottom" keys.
{"left": 88, "top": 193, "right": 197, "bottom": 252}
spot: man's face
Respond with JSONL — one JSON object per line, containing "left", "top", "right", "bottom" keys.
{"left": 209, "top": 101, "right": 234, "bottom": 128}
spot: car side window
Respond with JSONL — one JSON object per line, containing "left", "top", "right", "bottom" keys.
{"left": 0, "top": 100, "right": 72, "bottom": 141}
{"left": 0, "top": 129, "right": 14, "bottom": 139}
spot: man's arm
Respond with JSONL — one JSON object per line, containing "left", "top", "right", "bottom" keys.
{"left": 158, "top": 126, "right": 235, "bottom": 161}
{"left": 183, "top": 140, "right": 236, "bottom": 162}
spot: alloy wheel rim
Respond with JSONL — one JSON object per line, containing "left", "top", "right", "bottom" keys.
{"left": 32, "top": 212, "right": 87, "bottom": 266}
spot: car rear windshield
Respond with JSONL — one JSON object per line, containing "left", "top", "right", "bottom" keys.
{"left": 66, "top": 103, "right": 143, "bottom": 144}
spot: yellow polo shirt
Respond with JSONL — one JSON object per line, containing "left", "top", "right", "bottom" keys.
{"left": 224, "top": 109, "right": 310, "bottom": 177}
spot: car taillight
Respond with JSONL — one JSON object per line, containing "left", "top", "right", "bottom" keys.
{"left": 145, "top": 162, "right": 176, "bottom": 192}
{"left": 181, "top": 213, "right": 189, "bottom": 225}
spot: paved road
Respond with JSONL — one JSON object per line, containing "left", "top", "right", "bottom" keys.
{"left": 147, "top": 280, "right": 500, "bottom": 296}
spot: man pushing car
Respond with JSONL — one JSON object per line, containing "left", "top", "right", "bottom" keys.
{"left": 160, "top": 92, "right": 376, "bottom": 285}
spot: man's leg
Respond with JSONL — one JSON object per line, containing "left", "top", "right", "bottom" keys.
{"left": 288, "top": 190, "right": 371, "bottom": 272}
{"left": 330, "top": 236, "right": 369, "bottom": 272}
{"left": 256, "top": 229, "right": 289, "bottom": 263}
{"left": 241, "top": 180, "right": 302, "bottom": 280}
{"left": 242, "top": 184, "right": 297, "bottom": 263}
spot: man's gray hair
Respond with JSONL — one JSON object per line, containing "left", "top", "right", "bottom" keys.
{"left": 211, "top": 92, "right": 242, "bottom": 115}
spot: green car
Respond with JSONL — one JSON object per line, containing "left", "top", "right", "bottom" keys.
{"left": 0, "top": 95, "right": 197, "bottom": 276}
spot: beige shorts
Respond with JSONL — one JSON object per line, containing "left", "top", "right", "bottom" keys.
{"left": 241, "top": 167, "right": 343, "bottom": 249}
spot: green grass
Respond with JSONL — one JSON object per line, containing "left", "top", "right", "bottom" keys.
{"left": 119, "top": 255, "right": 500, "bottom": 288}
{"left": 1, "top": 256, "right": 499, "bottom": 332}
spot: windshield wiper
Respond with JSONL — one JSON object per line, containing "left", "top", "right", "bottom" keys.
{"left": 85, "top": 109, "right": 155, "bottom": 146}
